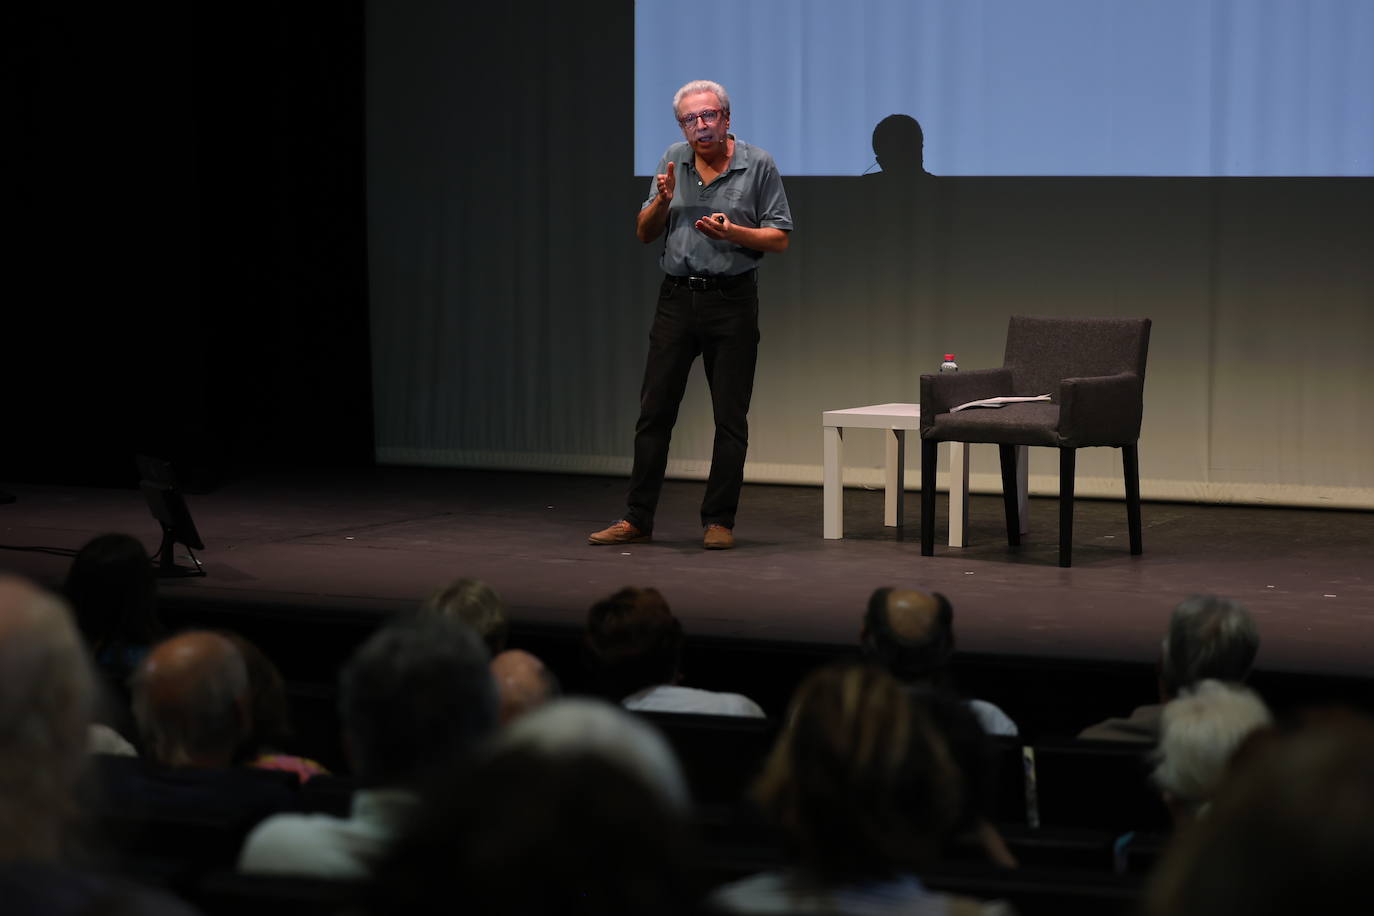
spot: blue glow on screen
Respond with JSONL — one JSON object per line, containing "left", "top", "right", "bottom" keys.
{"left": 635, "top": 0, "right": 1374, "bottom": 177}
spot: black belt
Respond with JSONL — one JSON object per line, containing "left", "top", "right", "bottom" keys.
{"left": 667, "top": 270, "right": 755, "bottom": 291}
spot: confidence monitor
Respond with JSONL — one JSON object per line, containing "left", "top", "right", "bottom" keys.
{"left": 137, "top": 454, "right": 206, "bottom": 578}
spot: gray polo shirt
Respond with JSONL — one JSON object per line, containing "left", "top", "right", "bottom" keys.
{"left": 644, "top": 136, "right": 794, "bottom": 278}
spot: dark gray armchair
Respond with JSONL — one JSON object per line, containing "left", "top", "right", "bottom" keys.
{"left": 919, "top": 316, "right": 1151, "bottom": 567}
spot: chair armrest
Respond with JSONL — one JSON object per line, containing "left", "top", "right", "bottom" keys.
{"left": 1058, "top": 372, "right": 1144, "bottom": 446}
{"left": 920, "top": 368, "right": 1014, "bottom": 434}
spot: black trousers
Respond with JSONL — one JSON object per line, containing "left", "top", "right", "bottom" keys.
{"left": 624, "top": 273, "right": 760, "bottom": 533}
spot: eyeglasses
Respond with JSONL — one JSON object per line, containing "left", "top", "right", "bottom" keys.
{"left": 677, "top": 108, "right": 723, "bottom": 128}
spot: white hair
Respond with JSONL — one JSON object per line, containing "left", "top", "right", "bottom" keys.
{"left": 496, "top": 697, "right": 689, "bottom": 812}
{"left": 672, "top": 79, "right": 730, "bottom": 118}
{"left": 0, "top": 576, "right": 96, "bottom": 860}
{"left": 1152, "top": 680, "right": 1272, "bottom": 812}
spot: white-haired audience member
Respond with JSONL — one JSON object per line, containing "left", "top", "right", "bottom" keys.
{"left": 1145, "top": 709, "right": 1374, "bottom": 916}
{"left": 585, "top": 586, "right": 765, "bottom": 717}
{"left": 0, "top": 575, "right": 195, "bottom": 914}
{"left": 364, "top": 698, "right": 701, "bottom": 916}
{"left": 1151, "top": 679, "right": 1271, "bottom": 826}
{"left": 238, "top": 617, "right": 498, "bottom": 879}
{"left": 490, "top": 649, "right": 560, "bottom": 725}
{"left": 1081, "top": 595, "right": 1260, "bottom": 742}
{"left": 497, "top": 697, "right": 690, "bottom": 810}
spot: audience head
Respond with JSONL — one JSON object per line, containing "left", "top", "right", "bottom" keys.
{"left": 497, "top": 697, "right": 689, "bottom": 811}
{"left": 1151, "top": 679, "right": 1272, "bottom": 821}
{"left": 861, "top": 587, "right": 955, "bottom": 685}
{"left": 220, "top": 633, "right": 295, "bottom": 760}
{"left": 584, "top": 587, "right": 683, "bottom": 700}
{"left": 1145, "top": 708, "right": 1374, "bottom": 916}
{"left": 490, "top": 649, "right": 559, "bottom": 725}
{"left": 0, "top": 576, "right": 95, "bottom": 861}
{"left": 754, "top": 662, "right": 962, "bottom": 882}
{"left": 131, "top": 631, "right": 251, "bottom": 769}
{"left": 418, "top": 577, "right": 509, "bottom": 655}
{"left": 340, "top": 616, "right": 498, "bottom": 788}
{"left": 370, "top": 737, "right": 700, "bottom": 916}
{"left": 64, "top": 532, "right": 162, "bottom": 661}
{"left": 1160, "top": 595, "right": 1260, "bottom": 698}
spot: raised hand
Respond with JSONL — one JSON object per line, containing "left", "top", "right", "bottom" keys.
{"left": 656, "top": 161, "right": 676, "bottom": 202}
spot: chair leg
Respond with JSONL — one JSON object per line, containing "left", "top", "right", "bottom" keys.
{"left": 921, "top": 439, "right": 938, "bottom": 555}
{"left": 1059, "top": 448, "right": 1076, "bottom": 567}
{"left": 998, "top": 445, "right": 1021, "bottom": 547}
{"left": 1123, "top": 443, "right": 1143, "bottom": 555}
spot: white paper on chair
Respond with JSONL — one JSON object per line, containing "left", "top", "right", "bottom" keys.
{"left": 950, "top": 394, "right": 1052, "bottom": 412}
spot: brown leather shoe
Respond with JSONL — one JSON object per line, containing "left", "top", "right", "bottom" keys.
{"left": 588, "top": 520, "right": 649, "bottom": 545}
{"left": 703, "top": 524, "right": 735, "bottom": 550}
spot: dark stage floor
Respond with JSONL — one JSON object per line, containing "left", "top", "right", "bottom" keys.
{"left": 2, "top": 466, "right": 1371, "bottom": 680}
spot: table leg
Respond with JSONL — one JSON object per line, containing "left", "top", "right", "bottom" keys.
{"left": 823, "top": 425, "right": 843, "bottom": 539}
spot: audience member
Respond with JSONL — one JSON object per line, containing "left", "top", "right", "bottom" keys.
{"left": 498, "top": 697, "right": 690, "bottom": 810}
{"left": 418, "top": 576, "right": 509, "bottom": 655}
{"left": 113, "top": 631, "right": 297, "bottom": 823}
{"left": 366, "top": 698, "right": 700, "bottom": 916}
{"left": 909, "top": 686, "right": 1019, "bottom": 868}
{"left": 223, "top": 633, "right": 330, "bottom": 783}
{"left": 711, "top": 662, "right": 1013, "bottom": 915}
{"left": 0, "top": 576, "right": 95, "bottom": 862}
{"left": 491, "top": 648, "right": 560, "bottom": 725}
{"left": 237, "top": 616, "right": 498, "bottom": 878}
{"left": 585, "top": 586, "right": 764, "bottom": 717}
{"left": 133, "top": 631, "right": 252, "bottom": 769}
{"left": 861, "top": 587, "right": 1018, "bottom": 736}
{"left": 65, "top": 532, "right": 165, "bottom": 752}
{"left": 1144, "top": 709, "right": 1374, "bottom": 916}
{"left": 1150, "top": 679, "right": 1271, "bottom": 826}
{"left": 0, "top": 575, "right": 196, "bottom": 914}
{"left": 65, "top": 532, "right": 165, "bottom": 682}
{"left": 1080, "top": 595, "right": 1259, "bottom": 742}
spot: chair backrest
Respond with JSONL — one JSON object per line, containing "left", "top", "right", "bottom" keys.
{"left": 633, "top": 710, "right": 779, "bottom": 806}
{"left": 1003, "top": 316, "right": 1151, "bottom": 400}
{"left": 1028, "top": 738, "right": 1171, "bottom": 833}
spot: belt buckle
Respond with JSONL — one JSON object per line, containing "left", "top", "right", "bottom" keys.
{"left": 687, "top": 276, "right": 709, "bottom": 291}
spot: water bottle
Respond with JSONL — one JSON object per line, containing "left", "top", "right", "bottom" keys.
{"left": 940, "top": 353, "right": 958, "bottom": 373}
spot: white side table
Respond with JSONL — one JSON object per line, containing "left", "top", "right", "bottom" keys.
{"left": 822, "top": 403, "right": 1028, "bottom": 546}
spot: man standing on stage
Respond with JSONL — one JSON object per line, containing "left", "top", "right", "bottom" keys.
{"left": 588, "top": 80, "right": 793, "bottom": 551}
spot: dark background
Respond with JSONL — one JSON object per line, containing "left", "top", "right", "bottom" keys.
{"left": 10, "top": 3, "right": 373, "bottom": 490}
